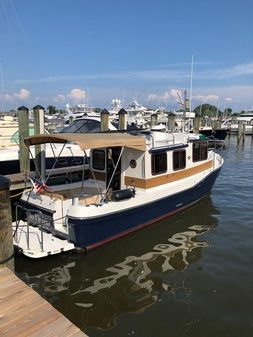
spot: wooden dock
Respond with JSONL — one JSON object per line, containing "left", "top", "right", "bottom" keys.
{"left": 4, "top": 173, "right": 31, "bottom": 192}
{"left": 0, "top": 267, "right": 88, "bottom": 337}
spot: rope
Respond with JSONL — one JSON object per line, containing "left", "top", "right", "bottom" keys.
{"left": 0, "top": 252, "right": 15, "bottom": 264}
{"left": 10, "top": 189, "right": 32, "bottom": 199}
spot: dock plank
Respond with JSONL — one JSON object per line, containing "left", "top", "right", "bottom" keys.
{"left": 0, "top": 268, "right": 88, "bottom": 337}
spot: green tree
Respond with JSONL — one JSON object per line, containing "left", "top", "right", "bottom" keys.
{"left": 47, "top": 105, "right": 57, "bottom": 115}
{"left": 194, "top": 104, "right": 222, "bottom": 118}
{"left": 224, "top": 108, "right": 232, "bottom": 117}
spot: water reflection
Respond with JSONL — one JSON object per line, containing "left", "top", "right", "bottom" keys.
{"left": 15, "top": 197, "right": 218, "bottom": 331}
{"left": 72, "top": 225, "right": 211, "bottom": 329}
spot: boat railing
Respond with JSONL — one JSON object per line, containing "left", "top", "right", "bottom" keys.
{"left": 148, "top": 133, "right": 176, "bottom": 149}
{"left": 14, "top": 204, "right": 52, "bottom": 253}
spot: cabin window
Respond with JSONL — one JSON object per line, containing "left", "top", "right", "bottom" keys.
{"left": 173, "top": 150, "right": 186, "bottom": 171}
{"left": 151, "top": 152, "right": 167, "bottom": 175}
{"left": 92, "top": 150, "right": 105, "bottom": 170}
{"left": 192, "top": 142, "right": 208, "bottom": 162}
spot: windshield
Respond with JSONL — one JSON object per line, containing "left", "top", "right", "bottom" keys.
{"left": 60, "top": 119, "right": 101, "bottom": 133}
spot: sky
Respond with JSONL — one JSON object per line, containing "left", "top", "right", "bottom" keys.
{"left": 0, "top": 0, "right": 253, "bottom": 112}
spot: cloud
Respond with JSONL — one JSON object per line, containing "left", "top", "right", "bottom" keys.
{"left": 67, "top": 88, "right": 86, "bottom": 103}
{"left": 196, "top": 63, "right": 253, "bottom": 80}
{"left": 52, "top": 89, "right": 86, "bottom": 104}
{"left": 4, "top": 94, "right": 14, "bottom": 102}
{"left": 193, "top": 94, "right": 220, "bottom": 103}
{"left": 148, "top": 89, "right": 183, "bottom": 104}
{"left": 14, "top": 62, "right": 253, "bottom": 86}
{"left": 224, "top": 97, "right": 233, "bottom": 102}
{"left": 13, "top": 88, "right": 30, "bottom": 100}
{"left": 54, "top": 94, "right": 66, "bottom": 103}
{"left": 3, "top": 88, "right": 30, "bottom": 102}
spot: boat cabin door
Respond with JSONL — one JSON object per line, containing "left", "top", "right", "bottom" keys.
{"left": 106, "top": 147, "right": 121, "bottom": 191}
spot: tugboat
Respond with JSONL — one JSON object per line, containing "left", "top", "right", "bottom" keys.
{"left": 13, "top": 129, "right": 224, "bottom": 258}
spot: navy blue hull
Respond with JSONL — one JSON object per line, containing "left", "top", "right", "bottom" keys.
{"left": 67, "top": 168, "right": 221, "bottom": 250}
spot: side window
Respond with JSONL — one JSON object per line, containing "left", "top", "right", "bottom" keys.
{"left": 193, "top": 142, "right": 208, "bottom": 162}
{"left": 92, "top": 150, "right": 105, "bottom": 170}
{"left": 173, "top": 150, "right": 186, "bottom": 171}
{"left": 151, "top": 152, "right": 167, "bottom": 175}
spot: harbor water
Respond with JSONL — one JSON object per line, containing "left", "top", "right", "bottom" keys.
{"left": 14, "top": 135, "right": 253, "bottom": 337}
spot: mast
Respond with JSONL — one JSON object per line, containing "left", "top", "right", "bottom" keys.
{"left": 0, "top": 60, "right": 4, "bottom": 113}
{"left": 189, "top": 55, "right": 194, "bottom": 112}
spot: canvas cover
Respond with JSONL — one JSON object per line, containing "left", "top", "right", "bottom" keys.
{"left": 24, "top": 132, "right": 146, "bottom": 151}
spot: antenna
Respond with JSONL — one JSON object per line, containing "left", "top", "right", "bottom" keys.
{"left": 0, "top": 59, "right": 4, "bottom": 113}
{"left": 189, "top": 55, "right": 193, "bottom": 112}
{"left": 87, "top": 87, "right": 89, "bottom": 106}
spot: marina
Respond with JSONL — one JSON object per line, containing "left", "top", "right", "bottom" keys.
{"left": 1, "top": 1, "right": 252, "bottom": 336}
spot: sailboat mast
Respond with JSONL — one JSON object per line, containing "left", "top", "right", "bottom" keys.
{"left": 189, "top": 55, "right": 194, "bottom": 112}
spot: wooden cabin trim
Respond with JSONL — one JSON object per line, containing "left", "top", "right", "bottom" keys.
{"left": 125, "top": 159, "right": 213, "bottom": 189}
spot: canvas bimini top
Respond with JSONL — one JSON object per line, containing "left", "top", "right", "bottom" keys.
{"left": 23, "top": 132, "right": 147, "bottom": 152}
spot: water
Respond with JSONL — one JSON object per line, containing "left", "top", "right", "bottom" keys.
{"left": 14, "top": 135, "right": 253, "bottom": 337}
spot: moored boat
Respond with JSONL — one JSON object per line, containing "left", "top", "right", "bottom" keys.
{"left": 14, "top": 130, "right": 224, "bottom": 257}
{"left": 199, "top": 127, "right": 228, "bottom": 141}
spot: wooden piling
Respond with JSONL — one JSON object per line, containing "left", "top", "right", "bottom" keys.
{"left": 118, "top": 108, "right": 127, "bottom": 130}
{"left": 237, "top": 122, "right": 243, "bottom": 144}
{"left": 167, "top": 115, "right": 175, "bottom": 131}
{"left": 193, "top": 117, "right": 201, "bottom": 134}
{"left": 100, "top": 109, "right": 109, "bottom": 132}
{"left": 33, "top": 105, "right": 45, "bottom": 180}
{"left": 151, "top": 113, "right": 158, "bottom": 129}
{"left": 18, "top": 106, "right": 30, "bottom": 173}
{"left": 242, "top": 123, "right": 246, "bottom": 143}
{"left": 0, "top": 176, "right": 14, "bottom": 272}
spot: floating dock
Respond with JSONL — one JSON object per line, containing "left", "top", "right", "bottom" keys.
{"left": 0, "top": 267, "right": 87, "bottom": 336}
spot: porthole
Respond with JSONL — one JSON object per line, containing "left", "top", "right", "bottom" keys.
{"left": 130, "top": 159, "right": 137, "bottom": 168}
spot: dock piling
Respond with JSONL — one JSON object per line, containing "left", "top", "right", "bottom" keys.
{"left": 151, "top": 113, "right": 158, "bottom": 129}
{"left": 18, "top": 106, "right": 30, "bottom": 173}
{"left": 101, "top": 109, "right": 109, "bottom": 131}
{"left": 0, "top": 176, "right": 14, "bottom": 271}
{"left": 33, "top": 105, "right": 45, "bottom": 179}
{"left": 118, "top": 108, "right": 127, "bottom": 130}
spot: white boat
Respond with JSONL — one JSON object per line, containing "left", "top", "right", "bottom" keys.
{"left": 222, "top": 112, "right": 253, "bottom": 135}
{"left": 0, "top": 115, "right": 34, "bottom": 148}
{"left": 64, "top": 104, "right": 100, "bottom": 123}
{"left": 174, "top": 111, "right": 195, "bottom": 132}
{"left": 0, "top": 116, "right": 116, "bottom": 176}
{"left": 13, "top": 129, "right": 223, "bottom": 258}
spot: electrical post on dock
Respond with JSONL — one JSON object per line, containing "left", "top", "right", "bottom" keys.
{"left": 0, "top": 176, "right": 14, "bottom": 271}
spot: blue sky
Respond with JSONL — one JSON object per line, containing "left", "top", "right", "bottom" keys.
{"left": 1, "top": 0, "right": 253, "bottom": 112}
